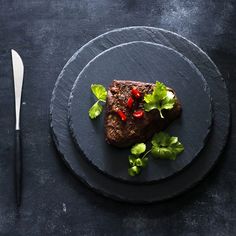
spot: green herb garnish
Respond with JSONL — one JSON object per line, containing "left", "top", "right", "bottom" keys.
{"left": 151, "top": 132, "right": 184, "bottom": 160}
{"left": 89, "top": 101, "right": 103, "bottom": 119}
{"left": 131, "top": 143, "right": 146, "bottom": 155}
{"left": 89, "top": 84, "right": 107, "bottom": 119}
{"left": 128, "top": 132, "right": 184, "bottom": 176}
{"left": 144, "top": 81, "right": 176, "bottom": 118}
{"left": 91, "top": 84, "right": 107, "bottom": 102}
{"left": 128, "top": 143, "right": 150, "bottom": 176}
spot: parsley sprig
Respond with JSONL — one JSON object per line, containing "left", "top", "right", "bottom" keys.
{"left": 89, "top": 84, "right": 107, "bottom": 119}
{"left": 128, "top": 143, "right": 150, "bottom": 176}
{"left": 128, "top": 132, "right": 184, "bottom": 176}
{"left": 151, "top": 132, "right": 184, "bottom": 160}
{"left": 144, "top": 81, "right": 176, "bottom": 118}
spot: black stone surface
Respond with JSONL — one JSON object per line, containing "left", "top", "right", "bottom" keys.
{"left": 69, "top": 41, "right": 212, "bottom": 183}
{"left": 50, "top": 25, "right": 229, "bottom": 202}
{"left": 0, "top": 1, "right": 235, "bottom": 235}
{"left": 50, "top": 26, "right": 230, "bottom": 195}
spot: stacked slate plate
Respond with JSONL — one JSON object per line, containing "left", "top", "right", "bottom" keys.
{"left": 50, "top": 27, "right": 230, "bottom": 203}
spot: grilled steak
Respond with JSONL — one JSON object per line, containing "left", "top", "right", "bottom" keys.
{"left": 105, "top": 80, "right": 182, "bottom": 147}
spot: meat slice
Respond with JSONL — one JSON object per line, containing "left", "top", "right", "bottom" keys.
{"left": 105, "top": 80, "right": 182, "bottom": 147}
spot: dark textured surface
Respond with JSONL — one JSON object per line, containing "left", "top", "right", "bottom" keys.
{"left": 50, "top": 26, "right": 230, "bottom": 202}
{"left": 50, "top": 26, "right": 230, "bottom": 195}
{"left": 69, "top": 41, "right": 212, "bottom": 183}
{"left": 0, "top": 1, "right": 235, "bottom": 235}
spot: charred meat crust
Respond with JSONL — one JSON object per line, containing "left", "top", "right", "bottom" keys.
{"left": 105, "top": 80, "right": 182, "bottom": 147}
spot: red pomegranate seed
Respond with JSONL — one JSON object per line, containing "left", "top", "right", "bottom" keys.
{"left": 127, "top": 97, "right": 134, "bottom": 108}
{"left": 133, "top": 110, "right": 144, "bottom": 118}
{"left": 117, "top": 110, "right": 127, "bottom": 121}
{"left": 131, "top": 88, "right": 141, "bottom": 98}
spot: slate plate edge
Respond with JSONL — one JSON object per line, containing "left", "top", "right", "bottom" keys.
{"left": 67, "top": 40, "right": 214, "bottom": 184}
{"left": 49, "top": 26, "right": 231, "bottom": 203}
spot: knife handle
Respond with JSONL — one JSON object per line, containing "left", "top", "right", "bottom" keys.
{"left": 15, "top": 129, "right": 22, "bottom": 207}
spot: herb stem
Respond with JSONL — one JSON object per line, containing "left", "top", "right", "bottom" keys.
{"left": 98, "top": 99, "right": 106, "bottom": 103}
{"left": 142, "top": 149, "right": 152, "bottom": 159}
{"left": 158, "top": 109, "right": 164, "bottom": 119}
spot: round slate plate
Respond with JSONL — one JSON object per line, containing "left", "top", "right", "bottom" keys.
{"left": 50, "top": 27, "right": 230, "bottom": 203}
{"left": 69, "top": 42, "right": 212, "bottom": 183}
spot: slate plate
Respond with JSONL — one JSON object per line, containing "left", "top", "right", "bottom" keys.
{"left": 68, "top": 42, "right": 212, "bottom": 183}
{"left": 50, "top": 27, "right": 230, "bottom": 202}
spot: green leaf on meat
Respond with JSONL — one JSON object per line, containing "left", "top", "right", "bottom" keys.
{"left": 144, "top": 81, "right": 176, "bottom": 118}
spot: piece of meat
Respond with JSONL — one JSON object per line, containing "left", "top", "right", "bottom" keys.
{"left": 105, "top": 80, "right": 182, "bottom": 147}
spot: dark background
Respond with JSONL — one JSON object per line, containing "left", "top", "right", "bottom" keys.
{"left": 0, "top": 0, "right": 235, "bottom": 235}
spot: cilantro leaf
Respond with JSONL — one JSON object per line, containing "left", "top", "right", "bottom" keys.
{"left": 128, "top": 166, "right": 141, "bottom": 176}
{"left": 128, "top": 155, "right": 136, "bottom": 167}
{"left": 91, "top": 84, "right": 107, "bottom": 102}
{"left": 88, "top": 101, "right": 103, "bottom": 119}
{"left": 151, "top": 132, "right": 170, "bottom": 147}
{"left": 153, "top": 81, "right": 167, "bottom": 100}
{"left": 134, "top": 158, "right": 144, "bottom": 167}
{"left": 131, "top": 143, "right": 146, "bottom": 155}
{"left": 170, "top": 140, "right": 185, "bottom": 154}
{"left": 89, "top": 84, "right": 107, "bottom": 119}
{"left": 143, "top": 93, "right": 156, "bottom": 104}
{"left": 140, "top": 157, "right": 148, "bottom": 167}
{"left": 144, "top": 81, "right": 176, "bottom": 118}
{"left": 151, "top": 132, "right": 184, "bottom": 160}
{"left": 151, "top": 146, "right": 175, "bottom": 159}
{"left": 160, "top": 91, "right": 176, "bottom": 110}
{"left": 128, "top": 145, "right": 149, "bottom": 176}
{"left": 143, "top": 103, "right": 158, "bottom": 112}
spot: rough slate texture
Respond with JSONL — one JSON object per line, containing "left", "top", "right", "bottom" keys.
{"left": 69, "top": 42, "right": 212, "bottom": 183}
{"left": 0, "top": 0, "right": 235, "bottom": 235}
{"left": 50, "top": 26, "right": 230, "bottom": 202}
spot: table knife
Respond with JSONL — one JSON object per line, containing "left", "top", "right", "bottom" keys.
{"left": 11, "top": 49, "right": 24, "bottom": 207}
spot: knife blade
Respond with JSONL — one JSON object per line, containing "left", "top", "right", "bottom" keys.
{"left": 11, "top": 49, "right": 24, "bottom": 207}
